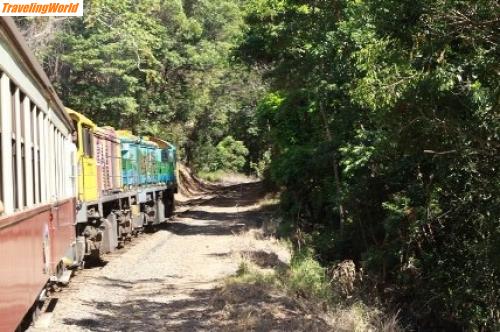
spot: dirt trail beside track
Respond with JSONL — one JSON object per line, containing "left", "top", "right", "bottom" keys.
{"left": 28, "top": 181, "right": 295, "bottom": 332}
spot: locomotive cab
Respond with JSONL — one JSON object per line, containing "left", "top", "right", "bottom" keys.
{"left": 67, "top": 108, "right": 99, "bottom": 203}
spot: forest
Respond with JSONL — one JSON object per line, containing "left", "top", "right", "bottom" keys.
{"left": 16, "top": 0, "right": 499, "bottom": 330}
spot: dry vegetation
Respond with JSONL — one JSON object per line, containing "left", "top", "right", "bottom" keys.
{"left": 210, "top": 227, "right": 404, "bottom": 332}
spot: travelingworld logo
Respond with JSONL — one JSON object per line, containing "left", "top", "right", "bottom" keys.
{"left": 1, "top": 0, "right": 83, "bottom": 16}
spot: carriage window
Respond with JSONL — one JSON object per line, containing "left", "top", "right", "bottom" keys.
{"left": 10, "top": 83, "right": 16, "bottom": 136}
{"left": 36, "top": 109, "right": 42, "bottom": 203}
{"left": 168, "top": 150, "right": 175, "bottom": 163}
{"left": 21, "top": 142, "right": 26, "bottom": 207}
{"left": 31, "top": 105, "right": 37, "bottom": 204}
{"left": 20, "top": 94, "right": 27, "bottom": 207}
{"left": 10, "top": 83, "right": 18, "bottom": 210}
{"left": 30, "top": 104, "right": 35, "bottom": 139}
{"left": 12, "top": 139, "right": 18, "bottom": 209}
{"left": 20, "top": 92, "right": 25, "bottom": 140}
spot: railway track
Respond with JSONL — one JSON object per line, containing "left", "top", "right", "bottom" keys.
{"left": 25, "top": 181, "right": 277, "bottom": 332}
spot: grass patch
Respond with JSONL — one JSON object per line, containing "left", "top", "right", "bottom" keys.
{"left": 196, "top": 170, "right": 230, "bottom": 182}
{"left": 231, "top": 251, "right": 331, "bottom": 303}
{"left": 196, "top": 169, "right": 254, "bottom": 183}
{"left": 229, "top": 260, "right": 280, "bottom": 287}
{"left": 288, "top": 251, "right": 332, "bottom": 301}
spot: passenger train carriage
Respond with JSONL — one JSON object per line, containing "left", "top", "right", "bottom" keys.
{"left": 0, "top": 17, "right": 78, "bottom": 332}
{"left": 0, "top": 18, "right": 177, "bottom": 331}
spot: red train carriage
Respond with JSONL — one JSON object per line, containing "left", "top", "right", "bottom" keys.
{"left": 0, "top": 18, "right": 80, "bottom": 331}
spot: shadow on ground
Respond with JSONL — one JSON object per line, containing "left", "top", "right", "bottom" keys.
{"left": 167, "top": 209, "right": 266, "bottom": 236}
{"left": 241, "top": 250, "right": 288, "bottom": 270}
{"left": 62, "top": 280, "right": 331, "bottom": 332}
{"left": 169, "top": 181, "right": 274, "bottom": 237}
{"left": 62, "top": 181, "right": 324, "bottom": 332}
{"left": 198, "top": 182, "right": 264, "bottom": 208}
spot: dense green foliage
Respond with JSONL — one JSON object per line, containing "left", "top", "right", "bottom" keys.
{"left": 15, "top": 0, "right": 499, "bottom": 329}
{"left": 240, "top": 0, "right": 499, "bottom": 329}
{"left": 214, "top": 136, "right": 249, "bottom": 172}
{"left": 16, "top": 0, "right": 265, "bottom": 170}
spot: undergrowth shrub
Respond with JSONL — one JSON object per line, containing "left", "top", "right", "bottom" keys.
{"left": 288, "top": 250, "right": 331, "bottom": 301}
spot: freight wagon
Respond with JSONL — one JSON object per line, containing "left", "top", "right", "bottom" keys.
{"left": 0, "top": 18, "right": 177, "bottom": 331}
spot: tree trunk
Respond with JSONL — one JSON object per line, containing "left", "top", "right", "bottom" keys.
{"left": 319, "top": 100, "right": 345, "bottom": 233}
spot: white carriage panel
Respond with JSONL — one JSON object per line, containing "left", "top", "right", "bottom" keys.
{"left": 0, "top": 39, "right": 50, "bottom": 117}
{"left": 13, "top": 87, "right": 23, "bottom": 210}
{"left": 58, "top": 133, "right": 62, "bottom": 198}
{"left": 56, "top": 131, "right": 60, "bottom": 197}
{"left": 0, "top": 73, "right": 13, "bottom": 214}
{"left": 47, "top": 122, "right": 53, "bottom": 201}
{"left": 48, "top": 122, "right": 55, "bottom": 201}
{"left": 50, "top": 123, "right": 55, "bottom": 201}
{"left": 53, "top": 128, "right": 58, "bottom": 198}
{"left": 63, "top": 134, "right": 73, "bottom": 200}
{"left": 48, "top": 121, "right": 54, "bottom": 201}
{"left": 45, "top": 115, "right": 51, "bottom": 201}
{"left": 54, "top": 127, "right": 59, "bottom": 199}
{"left": 57, "top": 132, "right": 63, "bottom": 197}
{"left": 65, "top": 137, "right": 77, "bottom": 198}
{"left": 61, "top": 134, "right": 66, "bottom": 198}
{"left": 32, "top": 106, "right": 40, "bottom": 204}
{"left": 54, "top": 129, "right": 59, "bottom": 198}
{"left": 60, "top": 133, "right": 65, "bottom": 197}
{"left": 0, "top": 41, "right": 71, "bottom": 137}
{"left": 43, "top": 115, "right": 50, "bottom": 202}
{"left": 47, "top": 107, "right": 70, "bottom": 137}
{"left": 23, "top": 95, "right": 33, "bottom": 207}
{"left": 38, "top": 112, "right": 47, "bottom": 203}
